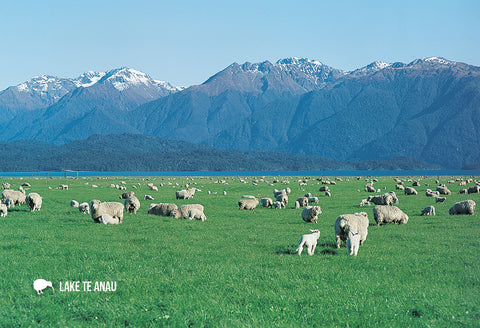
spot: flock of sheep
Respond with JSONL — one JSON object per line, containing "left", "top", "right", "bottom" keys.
{"left": 0, "top": 175, "right": 478, "bottom": 259}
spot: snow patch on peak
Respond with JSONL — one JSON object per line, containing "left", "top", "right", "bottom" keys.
{"left": 102, "top": 68, "right": 153, "bottom": 91}
{"left": 422, "top": 57, "right": 452, "bottom": 65}
{"left": 74, "top": 71, "right": 106, "bottom": 88}
{"left": 276, "top": 57, "right": 324, "bottom": 67}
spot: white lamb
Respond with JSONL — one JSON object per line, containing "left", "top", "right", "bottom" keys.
{"left": 296, "top": 229, "right": 321, "bottom": 256}
{"left": 99, "top": 214, "right": 120, "bottom": 225}
{"left": 346, "top": 232, "right": 360, "bottom": 256}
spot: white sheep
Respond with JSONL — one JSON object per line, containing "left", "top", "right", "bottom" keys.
{"left": 124, "top": 196, "right": 140, "bottom": 214}
{"left": 5, "top": 198, "right": 14, "bottom": 208}
{"left": 273, "top": 201, "right": 285, "bottom": 209}
{"left": 79, "top": 202, "right": 90, "bottom": 214}
{"left": 1, "top": 190, "right": 26, "bottom": 206}
{"left": 421, "top": 206, "right": 436, "bottom": 216}
{"left": 170, "top": 204, "right": 204, "bottom": 219}
{"left": 90, "top": 200, "right": 124, "bottom": 223}
{"left": 404, "top": 187, "right": 418, "bottom": 195}
{"left": 373, "top": 205, "right": 409, "bottom": 225}
{"left": 144, "top": 194, "right": 154, "bottom": 200}
{"left": 119, "top": 191, "right": 135, "bottom": 199}
{"left": 176, "top": 188, "right": 195, "bottom": 199}
{"left": 435, "top": 197, "right": 446, "bottom": 203}
{"left": 347, "top": 232, "right": 360, "bottom": 256}
{"left": 261, "top": 198, "right": 273, "bottom": 208}
{"left": 301, "top": 206, "right": 322, "bottom": 223}
{"left": 334, "top": 212, "right": 369, "bottom": 249}
{"left": 0, "top": 203, "right": 7, "bottom": 217}
{"left": 276, "top": 193, "right": 288, "bottom": 206}
{"left": 449, "top": 200, "right": 476, "bottom": 215}
{"left": 359, "top": 199, "right": 371, "bottom": 207}
{"left": 296, "top": 229, "right": 320, "bottom": 256}
{"left": 238, "top": 198, "right": 259, "bottom": 210}
{"left": 148, "top": 203, "right": 178, "bottom": 216}
{"left": 296, "top": 197, "right": 309, "bottom": 208}
{"left": 99, "top": 214, "right": 120, "bottom": 225}
{"left": 70, "top": 200, "right": 79, "bottom": 208}
{"left": 436, "top": 185, "right": 452, "bottom": 195}
{"left": 26, "top": 193, "right": 42, "bottom": 211}
{"left": 367, "top": 193, "right": 394, "bottom": 206}
{"left": 187, "top": 208, "right": 207, "bottom": 221}
{"left": 308, "top": 197, "right": 319, "bottom": 204}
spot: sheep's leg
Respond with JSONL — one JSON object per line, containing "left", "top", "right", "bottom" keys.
{"left": 336, "top": 235, "right": 341, "bottom": 249}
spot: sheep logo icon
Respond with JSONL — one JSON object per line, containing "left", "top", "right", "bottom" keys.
{"left": 33, "top": 279, "right": 54, "bottom": 295}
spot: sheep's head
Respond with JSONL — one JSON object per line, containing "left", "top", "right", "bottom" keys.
{"left": 90, "top": 199, "right": 101, "bottom": 211}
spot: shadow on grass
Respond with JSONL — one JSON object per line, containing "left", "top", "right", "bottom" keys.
{"left": 275, "top": 245, "right": 297, "bottom": 255}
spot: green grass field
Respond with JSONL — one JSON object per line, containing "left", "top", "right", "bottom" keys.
{"left": 0, "top": 175, "right": 478, "bottom": 327}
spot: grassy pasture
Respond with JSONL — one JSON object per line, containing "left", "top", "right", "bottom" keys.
{"left": 0, "top": 175, "right": 479, "bottom": 327}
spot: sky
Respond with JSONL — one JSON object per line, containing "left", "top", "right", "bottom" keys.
{"left": 1, "top": 0, "right": 479, "bottom": 90}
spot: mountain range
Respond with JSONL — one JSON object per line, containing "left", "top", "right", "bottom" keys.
{"left": 1, "top": 57, "right": 479, "bottom": 170}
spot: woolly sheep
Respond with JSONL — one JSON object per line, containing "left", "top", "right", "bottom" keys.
{"left": 436, "top": 186, "right": 451, "bottom": 195}
{"left": 119, "top": 191, "right": 135, "bottom": 199}
{"left": 1, "top": 190, "right": 26, "bottom": 206}
{"left": 26, "top": 193, "right": 42, "bottom": 211}
{"left": 373, "top": 205, "right": 409, "bottom": 225}
{"left": 261, "top": 198, "right": 273, "bottom": 208}
{"left": 319, "top": 186, "right": 329, "bottom": 192}
{"left": 176, "top": 188, "right": 195, "bottom": 200}
{"left": 70, "top": 200, "right": 79, "bottom": 208}
{"left": 79, "top": 202, "right": 90, "bottom": 214}
{"left": 347, "top": 232, "right": 360, "bottom": 256}
{"left": 365, "top": 185, "right": 376, "bottom": 193}
{"left": 325, "top": 191, "right": 331, "bottom": 197}
{"left": 459, "top": 189, "right": 468, "bottom": 194}
{"left": 468, "top": 186, "right": 480, "bottom": 194}
{"left": 238, "top": 198, "right": 259, "bottom": 210}
{"left": 308, "top": 197, "right": 319, "bottom": 204}
{"left": 99, "top": 214, "right": 120, "bottom": 225}
{"left": 421, "top": 206, "right": 436, "bottom": 216}
{"left": 296, "top": 229, "right": 320, "bottom": 256}
{"left": 296, "top": 197, "right": 309, "bottom": 208}
{"left": 404, "top": 187, "right": 418, "bottom": 195}
{"left": 276, "top": 193, "right": 288, "bottom": 206}
{"left": 273, "top": 201, "right": 285, "bottom": 209}
{"left": 359, "top": 199, "right": 370, "bottom": 207}
{"left": 304, "top": 192, "right": 312, "bottom": 198}
{"left": 0, "top": 203, "right": 7, "bottom": 217}
{"left": 334, "top": 212, "right": 369, "bottom": 249}
{"left": 90, "top": 200, "right": 124, "bottom": 223}
{"left": 449, "top": 200, "right": 476, "bottom": 215}
{"left": 144, "top": 194, "right": 154, "bottom": 200}
{"left": 170, "top": 204, "right": 204, "bottom": 219}
{"left": 435, "top": 197, "right": 446, "bottom": 203}
{"left": 2, "top": 182, "right": 10, "bottom": 189}
{"left": 187, "top": 208, "right": 207, "bottom": 221}
{"left": 294, "top": 201, "right": 300, "bottom": 209}
{"left": 148, "top": 203, "right": 178, "bottom": 216}
{"left": 425, "top": 189, "right": 440, "bottom": 197}
{"left": 301, "top": 206, "right": 322, "bottom": 223}
{"left": 124, "top": 196, "right": 140, "bottom": 214}
{"left": 367, "top": 193, "right": 394, "bottom": 206}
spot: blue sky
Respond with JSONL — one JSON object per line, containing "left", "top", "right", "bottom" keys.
{"left": 1, "top": 0, "right": 479, "bottom": 90}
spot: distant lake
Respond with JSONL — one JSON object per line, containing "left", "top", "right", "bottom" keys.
{"left": 0, "top": 170, "right": 479, "bottom": 177}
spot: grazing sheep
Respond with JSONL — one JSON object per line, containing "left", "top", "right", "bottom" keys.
{"left": 187, "top": 208, "right": 207, "bottom": 221}
{"left": 459, "top": 189, "right": 468, "bottom": 194}
{"left": 70, "top": 200, "right": 79, "bottom": 208}
{"left": 5, "top": 198, "right": 14, "bottom": 208}
{"left": 276, "top": 193, "right": 288, "bottom": 206}
{"left": 436, "top": 186, "right": 452, "bottom": 195}
{"left": 367, "top": 193, "right": 394, "bottom": 206}
{"left": 59, "top": 184, "right": 69, "bottom": 190}
{"left": 359, "top": 199, "right": 371, "bottom": 207}
{"left": 1, "top": 190, "right": 26, "bottom": 206}
{"left": 119, "top": 191, "right": 135, "bottom": 199}
{"left": 435, "top": 197, "right": 447, "bottom": 203}
{"left": 425, "top": 189, "right": 440, "bottom": 197}
{"left": 308, "top": 197, "right": 319, "bottom": 204}
{"left": 176, "top": 188, "right": 195, "bottom": 200}
{"left": 404, "top": 187, "right": 418, "bottom": 195}
{"left": 90, "top": 200, "right": 124, "bottom": 223}
{"left": 273, "top": 188, "right": 290, "bottom": 198}
{"left": 0, "top": 203, "right": 7, "bottom": 217}
{"left": 170, "top": 204, "right": 204, "bottom": 219}
{"left": 373, "top": 205, "right": 409, "bottom": 225}
{"left": 273, "top": 201, "right": 285, "bottom": 209}
{"left": 468, "top": 186, "right": 480, "bottom": 194}
{"left": 148, "top": 203, "right": 178, "bottom": 216}
{"left": 301, "top": 206, "right": 322, "bottom": 223}
{"left": 26, "top": 193, "right": 42, "bottom": 211}
{"left": 319, "top": 186, "right": 329, "bottom": 192}
{"left": 261, "top": 198, "right": 273, "bottom": 208}
{"left": 79, "top": 202, "right": 90, "bottom": 214}
{"left": 304, "top": 193, "right": 312, "bottom": 198}
{"left": 2, "top": 182, "right": 10, "bottom": 189}
{"left": 347, "top": 232, "right": 360, "bottom": 256}
{"left": 334, "top": 212, "right": 369, "bottom": 249}
{"left": 449, "top": 200, "right": 476, "bottom": 215}
{"left": 294, "top": 201, "right": 301, "bottom": 209}
{"left": 325, "top": 191, "right": 331, "bottom": 197}
{"left": 296, "top": 197, "right": 309, "bottom": 208}
{"left": 365, "top": 185, "right": 376, "bottom": 193}
{"left": 238, "top": 198, "right": 259, "bottom": 210}
{"left": 421, "top": 206, "right": 436, "bottom": 216}
{"left": 124, "top": 196, "right": 140, "bottom": 214}
{"left": 144, "top": 194, "right": 154, "bottom": 200}
{"left": 99, "top": 214, "right": 120, "bottom": 225}
{"left": 395, "top": 183, "right": 405, "bottom": 190}
{"left": 296, "top": 229, "right": 320, "bottom": 256}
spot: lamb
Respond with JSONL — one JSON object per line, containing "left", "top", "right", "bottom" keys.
{"left": 90, "top": 200, "right": 124, "bottom": 223}
{"left": 144, "top": 194, "right": 154, "bottom": 200}
{"left": 421, "top": 206, "right": 436, "bottom": 216}
{"left": 373, "top": 205, "right": 409, "bottom": 225}
{"left": 261, "top": 198, "right": 273, "bottom": 208}
{"left": 296, "top": 229, "right": 320, "bottom": 256}
{"left": 273, "top": 201, "right": 285, "bottom": 209}
{"left": 70, "top": 200, "right": 79, "bottom": 208}
{"left": 295, "top": 197, "right": 309, "bottom": 208}
{"left": 78, "top": 202, "right": 90, "bottom": 214}
{"left": 301, "top": 206, "right": 322, "bottom": 223}
{"left": 124, "top": 196, "right": 140, "bottom": 214}
{"left": 26, "top": 193, "right": 42, "bottom": 211}
{"left": 367, "top": 193, "right": 394, "bottom": 206}
{"left": 0, "top": 203, "right": 7, "bottom": 217}
{"left": 148, "top": 203, "right": 178, "bottom": 216}
{"left": 334, "top": 212, "right": 369, "bottom": 249}
{"left": 119, "top": 191, "right": 135, "bottom": 199}
{"left": 99, "top": 214, "right": 120, "bottom": 225}
{"left": 404, "top": 187, "right": 418, "bottom": 195}
{"left": 170, "top": 204, "right": 204, "bottom": 219}
{"left": 436, "top": 185, "right": 451, "bottom": 195}
{"left": 449, "top": 200, "right": 476, "bottom": 215}
{"left": 187, "top": 208, "right": 207, "bottom": 221}
{"left": 238, "top": 198, "right": 259, "bottom": 210}
{"left": 1, "top": 190, "right": 26, "bottom": 206}
{"left": 347, "top": 232, "right": 360, "bottom": 256}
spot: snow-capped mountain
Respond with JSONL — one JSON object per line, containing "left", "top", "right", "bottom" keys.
{"left": 73, "top": 71, "right": 106, "bottom": 88}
